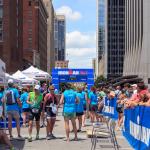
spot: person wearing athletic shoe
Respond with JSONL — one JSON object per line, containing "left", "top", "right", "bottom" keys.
{"left": 42, "top": 85, "right": 58, "bottom": 140}
{"left": 0, "top": 86, "right": 4, "bottom": 118}
{"left": 81, "top": 87, "right": 88, "bottom": 127}
{"left": 40, "top": 83, "right": 48, "bottom": 128}
{"left": 20, "top": 87, "right": 30, "bottom": 127}
{"left": 59, "top": 84, "right": 78, "bottom": 142}
{"left": 76, "top": 87, "right": 84, "bottom": 132}
{"left": 27, "top": 85, "right": 43, "bottom": 142}
{"left": 5, "top": 79, "right": 22, "bottom": 140}
{"left": 89, "top": 86, "right": 99, "bottom": 123}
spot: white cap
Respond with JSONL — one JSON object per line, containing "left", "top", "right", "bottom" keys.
{"left": 131, "top": 84, "right": 137, "bottom": 88}
{"left": 8, "top": 79, "right": 14, "bottom": 84}
{"left": 34, "top": 85, "right": 40, "bottom": 90}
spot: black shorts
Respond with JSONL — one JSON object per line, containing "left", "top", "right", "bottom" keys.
{"left": 76, "top": 112, "right": 84, "bottom": 117}
{"left": 83, "top": 104, "right": 87, "bottom": 111}
{"left": 116, "top": 107, "right": 123, "bottom": 113}
{"left": 29, "top": 109, "right": 41, "bottom": 121}
{"left": 22, "top": 108, "right": 30, "bottom": 113}
{"left": 46, "top": 107, "right": 56, "bottom": 119}
{"left": 89, "top": 105, "right": 98, "bottom": 112}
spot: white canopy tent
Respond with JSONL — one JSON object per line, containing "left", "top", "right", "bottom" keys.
{"left": 22, "top": 66, "right": 51, "bottom": 81}
{"left": 12, "top": 70, "right": 39, "bottom": 86}
{"left": 5, "top": 73, "right": 21, "bottom": 85}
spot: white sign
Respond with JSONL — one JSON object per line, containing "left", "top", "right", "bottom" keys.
{"left": 58, "top": 70, "right": 80, "bottom": 75}
{"left": 130, "top": 120, "right": 150, "bottom": 146}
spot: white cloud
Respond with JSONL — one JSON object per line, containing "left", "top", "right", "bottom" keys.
{"left": 66, "top": 31, "right": 96, "bottom": 48}
{"left": 56, "top": 6, "right": 82, "bottom": 21}
{"left": 66, "top": 31, "right": 96, "bottom": 68}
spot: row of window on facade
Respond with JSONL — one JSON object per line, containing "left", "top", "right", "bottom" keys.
{"left": 108, "top": 20, "right": 125, "bottom": 25}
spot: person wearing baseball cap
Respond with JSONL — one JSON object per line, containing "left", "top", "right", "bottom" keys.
{"left": 27, "top": 85, "right": 43, "bottom": 142}
{"left": 5, "top": 79, "right": 23, "bottom": 140}
{"left": 131, "top": 84, "right": 137, "bottom": 94}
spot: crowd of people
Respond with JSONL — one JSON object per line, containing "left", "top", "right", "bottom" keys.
{"left": 0, "top": 78, "right": 150, "bottom": 149}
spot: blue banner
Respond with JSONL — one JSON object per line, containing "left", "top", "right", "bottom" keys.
{"left": 102, "top": 96, "right": 118, "bottom": 120}
{"left": 123, "top": 106, "right": 150, "bottom": 150}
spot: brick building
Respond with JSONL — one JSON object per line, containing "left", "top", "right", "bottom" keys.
{"left": 0, "top": 0, "right": 23, "bottom": 73}
{"left": 55, "top": 60, "right": 69, "bottom": 69}
{"left": 43, "top": 0, "right": 55, "bottom": 74}
{"left": 23, "top": 0, "right": 48, "bottom": 71}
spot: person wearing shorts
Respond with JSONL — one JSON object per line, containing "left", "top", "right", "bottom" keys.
{"left": 42, "top": 85, "right": 58, "bottom": 140}
{"left": 89, "top": 86, "right": 99, "bottom": 123}
{"left": 20, "top": 87, "right": 30, "bottom": 127}
{"left": 81, "top": 88, "right": 87, "bottom": 127}
{"left": 59, "top": 84, "right": 78, "bottom": 142}
{"left": 76, "top": 87, "right": 84, "bottom": 132}
{"left": 27, "top": 85, "right": 43, "bottom": 142}
{"left": 5, "top": 79, "right": 22, "bottom": 140}
{"left": 0, "top": 86, "right": 4, "bottom": 118}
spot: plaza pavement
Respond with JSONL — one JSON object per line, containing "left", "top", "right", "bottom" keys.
{"left": 0, "top": 109, "right": 133, "bottom": 150}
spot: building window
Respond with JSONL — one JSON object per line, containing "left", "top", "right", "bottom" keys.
{"left": 0, "top": 0, "right": 3, "bottom": 5}
{"left": 28, "top": 1, "right": 32, "bottom": 6}
{"left": 0, "top": 19, "right": 2, "bottom": 41}
{"left": 0, "top": 31, "right": 2, "bottom": 41}
{"left": 0, "top": 6, "right": 3, "bottom": 18}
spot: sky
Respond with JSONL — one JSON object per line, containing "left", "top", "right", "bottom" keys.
{"left": 53, "top": 0, "right": 96, "bottom": 68}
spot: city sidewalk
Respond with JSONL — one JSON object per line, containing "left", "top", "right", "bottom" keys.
{"left": 0, "top": 110, "right": 133, "bottom": 150}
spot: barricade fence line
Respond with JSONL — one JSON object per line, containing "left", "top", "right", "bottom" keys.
{"left": 102, "top": 97, "right": 150, "bottom": 150}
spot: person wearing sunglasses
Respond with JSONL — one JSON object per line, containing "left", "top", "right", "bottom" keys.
{"left": 42, "top": 85, "right": 58, "bottom": 140}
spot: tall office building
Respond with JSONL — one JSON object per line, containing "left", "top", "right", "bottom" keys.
{"left": 23, "top": 0, "right": 48, "bottom": 71}
{"left": 96, "top": 0, "right": 125, "bottom": 79}
{"left": 0, "top": 0, "right": 23, "bottom": 73}
{"left": 54, "top": 15, "right": 66, "bottom": 61}
{"left": 43, "top": 0, "right": 55, "bottom": 73}
{"left": 123, "top": 0, "right": 150, "bottom": 84}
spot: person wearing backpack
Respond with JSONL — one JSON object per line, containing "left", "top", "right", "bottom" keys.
{"left": 5, "top": 79, "right": 22, "bottom": 140}
{"left": 42, "top": 85, "right": 58, "bottom": 140}
{"left": 27, "top": 85, "right": 43, "bottom": 142}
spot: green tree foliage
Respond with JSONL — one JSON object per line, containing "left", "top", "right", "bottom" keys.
{"left": 94, "top": 75, "right": 107, "bottom": 88}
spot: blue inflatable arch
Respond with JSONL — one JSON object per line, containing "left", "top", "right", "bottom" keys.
{"left": 52, "top": 69, "right": 94, "bottom": 91}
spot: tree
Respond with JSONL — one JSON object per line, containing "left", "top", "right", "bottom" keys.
{"left": 94, "top": 75, "right": 107, "bottom": 88}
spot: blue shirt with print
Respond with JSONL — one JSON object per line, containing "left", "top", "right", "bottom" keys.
{"left": 89, "top": 91, "right": 98, "bottom": 105}
{"left": 63, "top": 89, "right": 76, "bottom": 113}
{"left": 82, "top": 91, "right": 86, "bottom": 105}
{"left": 0, "top": 92, "right": 3, "bottom": 106}
{"left": 76, "top": 92, "right": 84, "bottom": 113}
{"left": 6, "top": 87, "right": 19, "bottom": 112}
{"left": 20, "top": 92, "right": 29, "bottom": 109}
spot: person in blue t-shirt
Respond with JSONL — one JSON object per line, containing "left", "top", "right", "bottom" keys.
{"left": 76, "top": 87, "right": 84, "bottom": 132}
{"left": 82, "top": 87, "right": 88, "bottom": 127}
{"left": 20, "top": 87, "right": 30, "bottom": 127}
{"left": 59, "top": 83, "right": 78, "bottom": 142}
{"left": 0, "top": 86, "right": 4, "bottom": 117}
{"left": 5, "top": 79, "right": 22, "bottom": 140}
{"left": 89, "top": 86, "right": 99, "bottom": 123}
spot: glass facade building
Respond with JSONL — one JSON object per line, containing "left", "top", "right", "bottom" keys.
{"left": 54, "top": 15, "right": 66, "bottom": 61}
{"left": 98, "top": 0, "right": 105, "bottom": 61}
{"left": 97, "top": 0, "right": 125, "bottom": 79}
